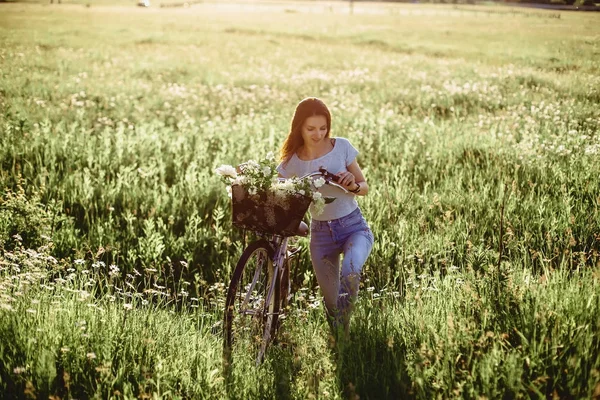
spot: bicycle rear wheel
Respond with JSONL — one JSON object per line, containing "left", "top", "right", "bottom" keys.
{"left": 223, "top": 239, "right": 280, "bottom": 366}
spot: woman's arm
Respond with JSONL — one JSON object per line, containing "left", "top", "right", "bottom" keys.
{"left": 337, "top": 160, "right": 369, "bottom": 196}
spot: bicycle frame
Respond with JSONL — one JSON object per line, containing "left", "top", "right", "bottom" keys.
{"left": 260, "top": 236, "right": 287, "bottom": 349}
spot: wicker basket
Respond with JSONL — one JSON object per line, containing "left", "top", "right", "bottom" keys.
{"left": 231, "top": 184, "right": 312, "bottom": 236}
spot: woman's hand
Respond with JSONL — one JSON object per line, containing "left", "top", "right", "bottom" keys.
{"left": 341, "top": 160, "right": 369, "bottom": 196}
{"left": 335, "top": 171, "right": 357, "bottom": 190}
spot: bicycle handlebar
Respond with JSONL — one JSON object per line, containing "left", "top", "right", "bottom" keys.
{"left": 240, "top": 163, "right": 346, "bottom": 193}
{"left": 298, "top": 168, "right": 349, "bottom": 194}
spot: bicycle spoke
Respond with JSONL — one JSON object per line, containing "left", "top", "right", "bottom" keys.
{"left": 240, "top": 253, "right": 265, "bottom": 312}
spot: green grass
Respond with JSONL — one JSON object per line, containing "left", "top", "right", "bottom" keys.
{"left": 1, "top": 2, "right": 600, "bottom": 398}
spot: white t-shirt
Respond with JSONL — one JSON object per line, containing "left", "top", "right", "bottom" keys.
{"left": 276, "top": 137, "right": 359, "bottom": 221}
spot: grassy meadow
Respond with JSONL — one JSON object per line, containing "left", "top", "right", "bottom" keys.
{"left": 1, "top": 2, "right": 600, "bottom": 398}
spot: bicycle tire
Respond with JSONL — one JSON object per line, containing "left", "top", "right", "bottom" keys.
{"left": 223, "top": 239, "right": 280, "bottom": 366}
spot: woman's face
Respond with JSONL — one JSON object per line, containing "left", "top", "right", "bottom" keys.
{"left": 301, "top": 115, "right": 328, "bottom": 146}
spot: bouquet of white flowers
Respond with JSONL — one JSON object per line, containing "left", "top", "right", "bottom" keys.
{"left": 215, "top": 152, "right": 328, "bottom": 236}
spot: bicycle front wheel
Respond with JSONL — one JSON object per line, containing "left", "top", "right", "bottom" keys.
{"left": 223, "top": 239, "right": 280, "bottom": 366}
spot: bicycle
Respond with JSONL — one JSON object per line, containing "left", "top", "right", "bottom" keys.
{"left": 222, "top": 167, "right": 348, "bottom": 366}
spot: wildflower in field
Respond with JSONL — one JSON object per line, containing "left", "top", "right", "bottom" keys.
{"left": 308, "top": 300, "right": 321, "bottom": 309}
{"left": 109, "top": 264, "right": 120, "bottom": 277}
{"left": 123, "top": 303, "right": 133, "bottom": 310}
{"left": 13, "top": 367, "right": 26, "bottom": 375}
{"left": 86, "top": 352, "right": 96, "bottom": 360}
{"left": 79, "top": 291, "right": 90, "bottom": 300}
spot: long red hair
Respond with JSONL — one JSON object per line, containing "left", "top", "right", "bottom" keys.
{"left": 280, "top": 97, "right": 331, "bottom": 165}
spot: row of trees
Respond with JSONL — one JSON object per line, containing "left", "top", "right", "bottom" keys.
{"left": 370, "top": 0, "right": 597, "bottom": 7}
{"left": 503, "top": 0, "right": 597, "bottom": 6}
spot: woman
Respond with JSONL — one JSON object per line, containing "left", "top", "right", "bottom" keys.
{"left": 277, "top": 97, "right": 374, "bottom": 336}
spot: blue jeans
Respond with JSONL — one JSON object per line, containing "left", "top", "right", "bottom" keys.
{"left": 309, "top": 207, "right": 374, "bottom": 328}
